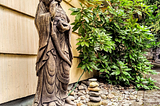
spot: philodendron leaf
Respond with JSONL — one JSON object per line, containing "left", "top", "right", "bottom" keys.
{"left": 115, "top": 70, "right": 121, "bottom": 75}
{"left": 84, "top": 16, "right": 89, "bottom": 23}
{"left": 69, "top": 8, "right": 81, "bottom": 12}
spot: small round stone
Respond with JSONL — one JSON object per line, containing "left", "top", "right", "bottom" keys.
{"left": 79, "top": 90, "right": 86, "bottom": 94}
{"left": 88, "top": 87, "right": 101, "bottom": 92}
{"left": 89, "top": 96, "right": 101, "bottom": 102}
{"left": 69, "top": 90, "right": 75, "bottom": 96}
{"left": 82, "top": 80, "right": 90, "bottom": 86}
{"left": 80, "top": 96, "right": 86, "bottom": 100}
{"left": 107, "top": 94, "right": 115, "bottom": 99}
{"left": 78, "top": 85, "right": 85, "bottom": 90}
{"left": 67, "top": 96, "right": 74, "bottom": 101}
{"left": 67, "top": 84, "right": 74, "bottom": 91}
{"left": 87, "top": 102, "right": 101, "bottom": 106}
{"left": 89, "top": 82, "right": 99, "bottom": 88}
{"left": 77, "top": 92, "right": 84, "bottom": 96}
{"left": 76, "top": 103, "right": 84, "bottom": 106}
{"left": 85, "top": 94, "right": 90, "bottom": 98}
{"left": 89, "top": 78, "right": 97, "bottom": 82}
{"left": 89, "top": 91, "right": 100, "bottom": 97}
{"left": 101, "top": 100, "right": 109, "bottom": 105}
{"left": 130, "top": 95, "right": 136, "bottom": 100}
{"left": 101, "top": 94, "right": 107, "bottom": 99}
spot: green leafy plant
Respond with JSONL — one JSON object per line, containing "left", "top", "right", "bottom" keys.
{"left": 143, "top": 1, "right": 160, "bottom": 48}
{"left": 70, "top": 0, "right": 159, "bottom": 90}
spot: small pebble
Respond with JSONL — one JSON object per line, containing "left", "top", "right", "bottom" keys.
{"left": 89, "top": 78, "right": 97, "bottom": 82}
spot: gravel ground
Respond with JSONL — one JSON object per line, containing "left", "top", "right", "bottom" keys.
{"left": 66, "top": 68, "right": 160, "bottom": 106}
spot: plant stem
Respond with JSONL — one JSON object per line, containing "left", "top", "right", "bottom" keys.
{"left": 68, "top": 70, "right": 85, "bottom": 96}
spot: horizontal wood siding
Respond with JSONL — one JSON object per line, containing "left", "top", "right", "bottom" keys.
{"left": 0, "top": 54, "right": 37, "bottom": 103}
{"left": 0, "top": 6, "right": 38, "bottom": 54}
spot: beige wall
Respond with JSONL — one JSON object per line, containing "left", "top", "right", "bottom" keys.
{"left": 0, "top": 0, "right": 95, "bottom": 104}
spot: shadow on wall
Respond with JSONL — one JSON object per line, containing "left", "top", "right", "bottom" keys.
{"left": 0, "top": 95, "right": 34, "bottom": 106}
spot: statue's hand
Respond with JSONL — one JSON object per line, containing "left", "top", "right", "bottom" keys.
{"left": 49, "top": 1, "right": 58, "bottom": 18}
{"left": 57, "top": 19, "right": 70, "bottom": 32}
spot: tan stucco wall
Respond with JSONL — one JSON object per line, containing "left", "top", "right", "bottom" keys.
{"left": 0, "top": 0, "right": 95, "bottom": 104}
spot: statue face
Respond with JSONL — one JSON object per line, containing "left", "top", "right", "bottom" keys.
{"left": 42, "top": 0, "right": 53, "bottom": 5}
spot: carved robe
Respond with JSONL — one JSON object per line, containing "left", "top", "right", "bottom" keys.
{"left": 34, "top": 1, "right": 73, "bottom": 106}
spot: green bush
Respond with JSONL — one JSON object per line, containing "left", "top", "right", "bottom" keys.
{"left": 70, "top": 0, "right": 159, "bottom": 90}
{"left": 143, "top": 0, "right": 160, "bottom": 48}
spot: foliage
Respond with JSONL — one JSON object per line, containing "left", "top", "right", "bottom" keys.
{"left": 69, "top": 0, "right": 159, "bottom": 90}
{"left": 143, "top": 1, "right": 160, "bottom": 48}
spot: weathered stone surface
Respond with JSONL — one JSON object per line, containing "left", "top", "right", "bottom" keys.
{"left": 81, "top": 83, "right": 88, "bottom": 89}
{"left": 74, "top": 99, "right": 80, "bottom": 104}
{"left": 101, "top": 94, "right": 107, "bottom": 99}
{"left": 89, "top": 96, "right": 101, "bottom": 102}
{"left": 74, "top": 88, "right": 78, "bottom": 93}
{"left": 76, "top": 103, "right": 84, "bottom": 106}
{"left": 80, "top": 96, "right": 86, "bottom": 100}
{"left": 64, "top": 68, "right": 160, "bottom": 106}
{"left": 101, "top": 100, "right": 109, "bottom": 105}
{"left": 107, "top": 94, "right": 115, "bottom": 99}
{"left": 69, "top": 90, "right": 75, "bottom": 96}
{"left": 33, "top": 0, "right": 73, "bottom": 105}
{"left": 89, "top": 91, "right": 100, "bottom": 97}
{"left": 118, "top": 96, "right": 123, "bottom": 101}
{"left": 68, "top": 84, "right": 74, "bottom": 91}
{"left": 82, "top": 80, "right": 90, "bottom": 86}
{"left": 86, "top": 94, "right": 90, "bottom": 98}
{"left": 130, "top": 95, "right": 137, "bottom": 100}
{"left": 100, "top": 88, "right": 108, "bottom": 95}
{"left": 64, "top": 103, "right": 76, "bottom": 106}
{"left": 66, "top": 96, "right": 76, "bottom": 106}
{"left": 77, "top": 92, "right": 84, "bottom": 96}
{"left": 79, "top": 90, "right": 86, "bottom": 95}
{"left": 89, "top": 82, "right": 99, "bottom": 88}
{"left": 67, "top": 96, "right": 75, "bottom": 101}
{"left": 87, "top": 102, "right": 101, "bottom": 106}
{"left": 78, "top": 85, "right": 85, "bottom": 90}
{"left": 88, "top": 87, "right": 101, "bottom": 92}
{"left": 74, "top": 95, "right": 78, "bottom": 100}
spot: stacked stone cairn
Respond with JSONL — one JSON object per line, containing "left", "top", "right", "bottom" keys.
{"left": 87, "top": 78, "right": 102, "bottom": 106}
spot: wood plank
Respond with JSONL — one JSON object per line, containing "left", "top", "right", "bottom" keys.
{"left": 0, "top": 6, "right": 39, "bottom": 55}
{"left": 71, "top": 32, "right": 80, "bottom": 57}
{"left": 0, "top": 0, "right": 39, "bottom": 17}
{"left": 64, "top": 0, "right": 81, "bottom": 8}
{"left": 0, "top": 54, "right": 37, "bottom": 104}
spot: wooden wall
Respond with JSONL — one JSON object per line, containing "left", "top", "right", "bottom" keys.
{"left": 0, "top": 0, "right": 94, "bottom": 104}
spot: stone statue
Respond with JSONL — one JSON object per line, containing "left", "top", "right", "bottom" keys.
{"left": 33, "top": 0, "right": 73, "bottom": 105}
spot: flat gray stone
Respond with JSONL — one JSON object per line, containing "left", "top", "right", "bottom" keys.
{"left": 89, "top": 96, "right": 101, "bottom": 102}
{"left": 101, "top": 100, "right": 109, "bottom": 105}
{"left": 89, "top": 78, "right": 97, "bottom": 82}
{"left": 78, "top": 85, "right": 85, "bottom": 90}
{"left": 101, "top": 94, "right": 107, "bottom": 99}
{"left": 89, "top": 91, "right": 100, "bottom": 97}
{"left": 67, "top": 84, "right": 74, "bottom": 91}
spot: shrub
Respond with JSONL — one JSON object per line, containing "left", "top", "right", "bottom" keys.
{"left": 70, "top": 0, "right": 159, "bottom": 90}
